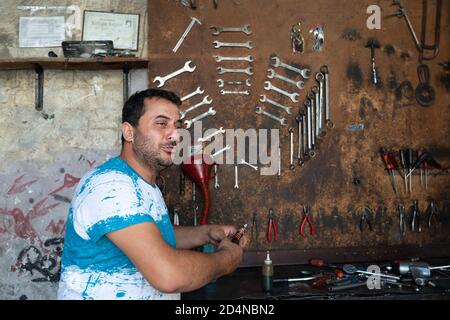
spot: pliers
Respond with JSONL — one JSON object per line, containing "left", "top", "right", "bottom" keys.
{"left": 411, "top": 199, "right": 421, "bottom": 233}
{"left": 359, "top": 206, "right": 373, "bottom": 232}
{"left": 267, "top": 208, "right": 278, "bottom": 242}
{"left": 300, "top": 205, "right": 315, "bottom": 237}
{"left": 426, "top": 199, "right": 438, "bottom": 229}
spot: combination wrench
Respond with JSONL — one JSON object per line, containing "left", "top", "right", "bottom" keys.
{"left": 259, "top": 94, "right": 292, "bottom": 114}
{"left": 320, "top": 65, "right": 334, "bottom": 129}
{"left": 270, "top": 56, "right": 311, "bottom": 79}
{"left": 267, "top": 68, "right": 304, "bottom": 89}
{"left": 315, "top": 73, "right": 325, "bottom": 135}
{"left": 213, "top": 41, "right": 253, "bottom": 49}
{"left": 153, "top": 60, "right": 196, "bottom": 87}
{"left": 217, "top": 79, "right": 251, "bottom": 87}
{"left": 210, "top": 24, "right": 252, "bottom": 36}
{"left": 295, "top": 112, "right": 305, "bottom": 165}
{"left": 213, "top": 55, "right": 254, "bottom": 63}
{"left": 184, "top": 107, "right": 216, "bottom": 129}
{"left": 179, "top": 95, "right": 213, "bottom": 119}
{"left": 264, "top": 81, "right": 300, "bottom": 103}
{"left": 217, "top": 66, "right": 253, "bottom": 76}
{"left": 255, "top": 105, "right": 287, "bottom": 126}
{"left": 180, "top": 86, "right": 204, "bottom": 102}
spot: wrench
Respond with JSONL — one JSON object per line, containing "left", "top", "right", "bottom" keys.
{"left": 267, "top": 68, "right": 304, "bottom": 89}
{"left": 289, "top": 127, "right": 295, "bottom": 170}
{"left": 308, "top": 93, "right": 316, "bottom": 148}
{"left": 179, "top": 95, "right": 213, "bottom": 119}
{"left": 217, "top": 79, "right": 251, "bottom": 87}
{"left": 295, "top": 113, "right": 305, "bottom": 165}
{"left": 320, "top": 65, "right": 334, "bottom": 129}
{"left": 255, "top": 105, "right": 287, "bottom": 126}
{"left": 217, "top": 66, "right": 253, "bottom": 76}
{"left": 210, "top": 24, "right": 252, "bottom": 36}
{"left": 214, "top": 55, "right": 254, "bottom": 62}
{"left": 264, "top": 81, "right": 300, "bottom": 103}
{"left": 304, "top": 99, "right": 316, "bottom": 158}
{"left": 220, "top": 89, "right": 250, "bottom": 96}
{"left": 198, "top": 127, "right": 225, "bottom": 143}
{"left": 184, "top": 107, "right": 216, "bottom": 129}
{"left": 211, "top": 145, "right": 230, "bottom": 158}
{"left": 173, "top": 17, "right": 202, "bottom": 53}
{"left": 259, "top": 94, "right": 292, "bottom": 114}
{"left": 312, "top": 85, "right": 320, "bottom": 138}
{"left": 270, "top": 56, "right": 311, "bottom": 79}
{"left": 234, "top": 165, "right": 239, "bottom": 189}
{"left": 180, "top": 86, "right": 204, "bottom": 102}
{"left": 240, "top": 159, "right": 258, "bottom": 171}
{"left": 214, "top": 164, "right": 219, "bottom": 189}
{"left": 316, "top": 73, "right": 324, "bottom": 134}
{"left": 153, "top": 60, "right": 196, "bottom": 88}
{"left": 213, "top": 41, "right": 253, "bottom": 49}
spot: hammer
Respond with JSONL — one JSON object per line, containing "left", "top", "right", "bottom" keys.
{"left": 365, "top": 38, "right": 381, "bottom": 84}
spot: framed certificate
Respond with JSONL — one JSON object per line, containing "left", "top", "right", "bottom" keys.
{"left": 82, "top": 10, "right": 139, "bottom": 51}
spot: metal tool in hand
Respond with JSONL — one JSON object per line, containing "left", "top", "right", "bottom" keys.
{"left": 264, "top": 81, "right": 299, "bottom": 103}
{"left": 267, "top": 208, "right": 278, "bottom": 242}
{"left": 217, "top": 66, "right": 254, "bottom": 76}
{"left": 259, "top": 95, "right": 292, "bottom": 114}
{"left": 343, "top": 264, "right": 400, "bottom": 280}
{"left": 255, "top": 104, "right": 287, "bottom": 126}
{"left": 267, "top": 68, "right": 304, "bottom": 89}
{"left": 210, "top": 24, "right": 252, "bottom": 36}
{"left": 300, "top": 205, "right": 315, "bottom": 237}
{"left": 173, "top": 17, "right": 202, "bottom": 53}
{"left": 270, "top": 56, "right": 311, "bottom": 79}
{"left": 214, "top": 55, "right": 254, "bottom": 62}
{"left": 217, "top": 79, "right": 251, "bottom": 88}
{"left": 153, "top": 60, "right": 196, "bottom": 87}
{"left": 184, "top": 107, "right": 216, "bottom": 129}
{"left": 198, "top": 127, "right": 225, "bottom": 143}
{"left": 179, "top": 95, "right": 213, "bottom": 119}
{"left": 213, "top": 40, "right": 253, "bottom": 49}
{"left": 180, "top": 86, "right": 204, "bottom": 102}
{"left": 359, "top": 206, "right": 373, "bottom": 232}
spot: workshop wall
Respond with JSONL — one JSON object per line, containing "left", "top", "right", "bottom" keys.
{"left": 149, "top": 0, "right": 450, "bottom": 264}
{"left": 0, "top": 1, "right": 147, "bottom": 300}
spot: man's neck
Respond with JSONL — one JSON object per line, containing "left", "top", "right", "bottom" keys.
{"left": 119, "top": 149, "right": 157, "bottom": 184}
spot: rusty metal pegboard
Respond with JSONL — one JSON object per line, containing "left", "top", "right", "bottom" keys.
{"left": 148, "top": 0, "right": 450, "bottom": 262}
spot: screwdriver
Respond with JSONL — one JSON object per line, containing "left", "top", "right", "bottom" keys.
{"left": 380, "top": 148, "right": 399, "bottom": 196}
{"left": 399, "top": 150, "right": 408, "bottom": 193}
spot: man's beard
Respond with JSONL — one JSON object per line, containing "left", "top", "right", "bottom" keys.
{"left": 133, "top": 132, "right": 173, "bottom": 172}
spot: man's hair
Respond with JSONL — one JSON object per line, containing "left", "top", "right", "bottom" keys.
{"left": 121, "top": 88, "right": 181, "bottom": 145}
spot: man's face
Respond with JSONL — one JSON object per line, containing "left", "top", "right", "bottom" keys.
{"left": 132, "top": 97, "right": 181, "bottom": 172}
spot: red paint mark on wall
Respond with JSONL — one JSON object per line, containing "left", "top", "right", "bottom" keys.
{"left": 7, "top": 175, "right": 38, "bottom": 195}
{"left": 46, "top": 219, "right": 66, "bottom": 235}
{"left": 49, "top": 173, "right": 80, "bottom": 195}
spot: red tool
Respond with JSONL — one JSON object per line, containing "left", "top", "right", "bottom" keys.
{"left": 380, "top": 148, "right": 399, "bottom": 196}
{"left": 299, "top": 205, "right": 315, "bottom": 237}
{"left": 267, "top": 208, "right": 278, "bottom": 242}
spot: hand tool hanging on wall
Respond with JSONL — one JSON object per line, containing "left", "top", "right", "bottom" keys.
{"left": 425, "top": 199, "right": 438, "bottom": 229}
{"left": 359, "top": 206, "right": 373, "bottom": 232}
{"left": 365, "top": 38, "right": 380, "bottom": 85}
{"left": 299, "top": 205, "right": 315, "bottom": 238}
{"left": 153, "top": 60, "right": 196, "bottom": 87}
{"left": 310, "top": 24, "right": 325, "bottom": 52}
{"left": 291, "top": 22, "right": 305, "bottom": 53}
{"left": 410, "top": 199, "right": 422, "bottom": 233}
{"left": 397, "top": 204, "right": 407, "bottom": 237}
{"left": 210, "top": 24, "right": 252, "bottom": 36}
{"left": 267, "top": 208, "right": 278, "bottom": 242}
{"left": 173, "top": 17, "right": 202, "bottom": 53}
{"left": 380, "top": 148, "right": 399, "bottom": 196}
{"left": 415, "top": 64, "right": 436, "bottom": 107}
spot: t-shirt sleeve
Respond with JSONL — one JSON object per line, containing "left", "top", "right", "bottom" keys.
{"left": 74, "top": 172, "right": 154, "bottom": 243}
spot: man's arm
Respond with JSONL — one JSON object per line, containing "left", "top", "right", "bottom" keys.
{"left": 173, "top": 225, "right": 237, "bottom": 249}
{"left": 107, "top": 222, "right": 244, "bottom": 293}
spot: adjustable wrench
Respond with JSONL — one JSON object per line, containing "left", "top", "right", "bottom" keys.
{"left": 240, "top": 159, "right": 258, "bottom": 171}
{"left": 213, "top": 41, "right": 253, "bottom": 49}
{"left": 220, "top": 89, "right": 250, "bottom": 96}
{"left": 198, "top": 127, "right": 225, "bottom": 143}
{"left": 173, "top": 17, "right": 202, "bottom": 53}
{"left": 217, "top": 66, "right": 254, "bottom": 75}
{"left": 179, "top": 95, "right": 213, "bottom": 119}
{"left": 217, "top": 79, "right": 251, "bottom": 87}
{"left": 255, "top": 105, "right": 287, "bottom": 126}
{"left": 153, "top": 60, "right": 196, "bottom": 87}
{"left": 184, "top": 107, "right": 216, "bottom": 129}
{"left": 271, "top": 56, "right": 311, "bottom": 79}
{"left": 214, "top": 55, "right": 254, "bottom": 62}
{"left": 210, "top": 24, "right": 252, "bottom": 36}
{"left": 180, "top": 86, "right": 204, "bottom": 102}
{"left": 211, "top": 145, "right": 231, "bottom": 158}
{"left": 264, "top": 81, "right": 300, "bottom": 103}
{"left": 259, "top": 94, "right": 292, "bottom": 114}
{"left": 267, "top": 68, "right": 304, "bottom": 89}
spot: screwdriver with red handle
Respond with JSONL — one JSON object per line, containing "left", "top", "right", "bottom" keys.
{"left": 309, "top": 259, "right": 344, "bottom": 278}
{"left": 380, "top": 148, "right": 399, "bottom": 196}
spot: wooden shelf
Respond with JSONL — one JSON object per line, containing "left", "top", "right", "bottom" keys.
{"left": 0, "top": 57, "right": 149, "bottom": 71}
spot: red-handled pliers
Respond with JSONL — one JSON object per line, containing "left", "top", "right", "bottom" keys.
{"left": 300, "top": 205, "right": 315, "bottom": 237}
{"left": 267, "top": 208, "right": 278, "bottom": 242}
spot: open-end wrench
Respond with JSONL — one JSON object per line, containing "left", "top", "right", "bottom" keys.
{"left": 259, "top": 94, "right": 292, "bottom": 114}
{"left": 271, "top": 56, "right": 311, "bottom": 79}
{"left": 198, "top": 127, "right": 225, "bottom": 143}
{"left": 267, "top": 68, "right": 304, "bottom": 89}
{"left": 240, "top": 159, "right": 258, "bottom": 171}
{"left": 213, "top": 55, "right": 254, "bottom": 62}
{"left": 213, "top": 41, "right": 253, "bottom": 49}
{"left": 255, "top": 105, "right": 287, "bottom": 126}
{"left": 217, "top": 66, "right": 253, "bottom": 76}
{"left": 184, "top": 107, "right": 216, "bottom": 129}
{"left": 320, "top": 65, "right": 334, "bottom": 129}
{"left": 264, "top": 81, "right": 299, "bottom": 103}
{"left": 289, "top": 127, "right": 295, "bottom": 171}
{"left": 179, "top": 95, "right": 213, "bottom": 119}
{"left": 153, "top": 60, "right": 196, "bottom": 87}
{"left": 210, "top": 24, "right": 252, "bottom": 36}
{"left": 180, "top": 86, "right": 204, "bottom": 102}
{"left": 234, "top": 165, "right": 239, "bottom": 189}
{"left": 173, "top": 17, "right": 202, "bottom": 53}
{"left": 211, "top": 145, "right": 230, "bottom": 158}
{"left": 217, "top": 79, "right": 251, "bottom": 87}
{"left": 220, "top": 89, "right": 250, "bottom": 96}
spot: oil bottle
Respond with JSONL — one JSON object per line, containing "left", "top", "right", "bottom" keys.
{"left": 262, "top": 250, "right": 273, "bottom": 292}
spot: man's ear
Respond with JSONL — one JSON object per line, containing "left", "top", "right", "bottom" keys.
{"left": 121, "top": 122, "right": 134, "bottom": 143}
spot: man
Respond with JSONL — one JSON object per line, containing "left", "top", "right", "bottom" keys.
{"left": 57, "top": 89, "right": 247, "bottom": 300}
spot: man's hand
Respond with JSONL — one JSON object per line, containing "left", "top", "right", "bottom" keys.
{"left": 216, "top": 234, "right": 249, "bottom": 274}
{"left": 206, "top": 224, "right": 237, "bottom": 246}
